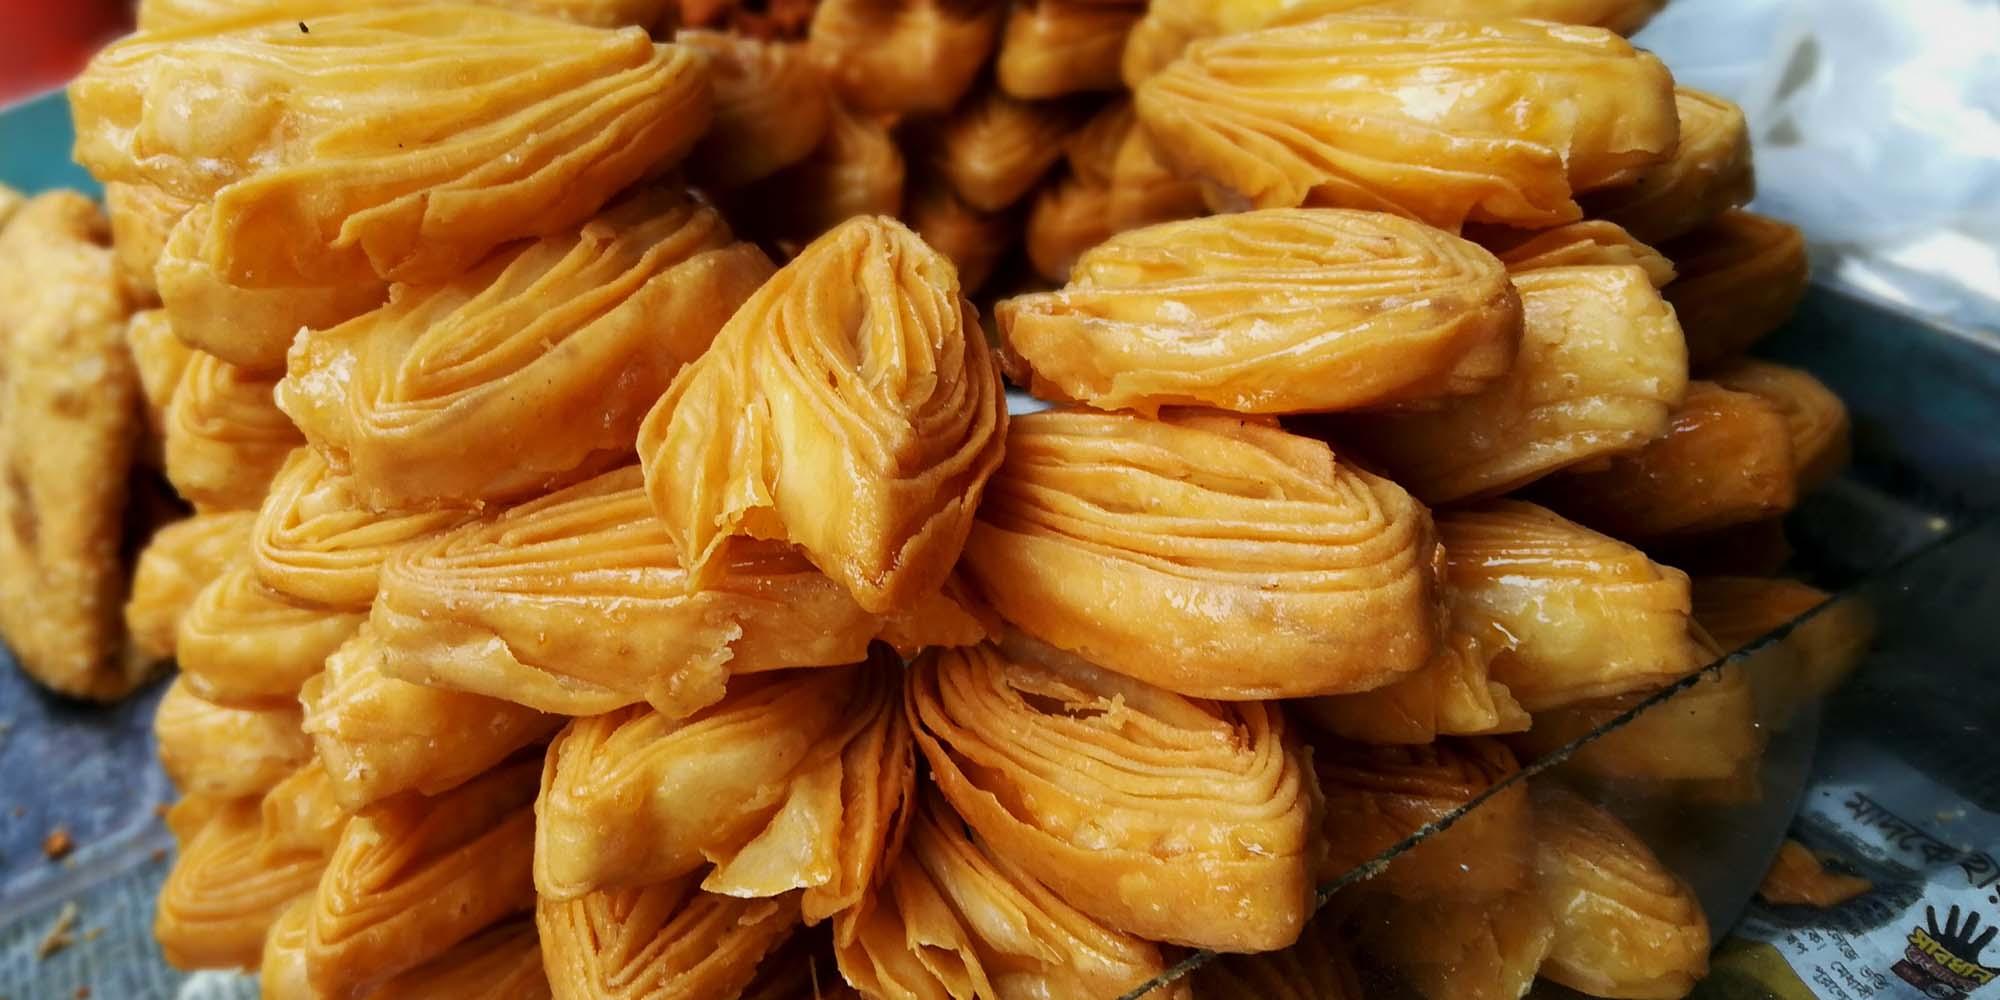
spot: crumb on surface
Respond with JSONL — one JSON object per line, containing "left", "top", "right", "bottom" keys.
{"left": 36, "top": 902, "right": 77, "bottom": 959}
{"left": 42, "top": 827, "right": 72, "bottom": 860}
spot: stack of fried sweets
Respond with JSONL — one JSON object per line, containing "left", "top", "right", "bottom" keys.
{"left": 0, "top": 0, "right": 1874, "bottom": 994}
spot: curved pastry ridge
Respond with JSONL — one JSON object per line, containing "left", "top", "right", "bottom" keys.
{"left": 1108, "top": 121, "right": 1207, "bottom": 231}
{"left": 137, "top": 0, "right": 678, "bottom": 30}
{"left": 808, "top": 0, "right": 1003, "bottom": 115}
{"left": 1661, "top": 209, "right": 1809, "bottom": 370}
{"left": 1191, "top": 913, "right": 1365, "bottom": 1000}
{"left": 1303, "top": 621, "right": 1528, "bottom": 744}
{"left": 904, "top": 177, "right": 1018, "bottom": 294}
{"left": 177, "top": 563, "right": 364, "bottom": 705}
{"left": 537, "top": 879, "right": 800, "bottom": 1000}
{"left": 638, "top": 216, "right": 1007, "bottom": 614}
{"left": 999, "top": 0, "right": 1140, "bottom": 99}
{"left": 731, "top": 101, "right": 907, "bottom": 246}
{"left": 126, "top": 510, "right": 254, "bottom": 662}
{"left": 156, "top": 793, "right": 329, "bottom": 970}
{"left": 679, "top": 31, "right": 832, "bottom": 189}
{"left": 932, "top": 88, "right": 1088, "bottom": 213}
{"left": 163, "top": 350, "right": 304, "bottom": 511}
{"left": 155, "top": 676, "right": 313, "bottom": 799}
{"left": 1710, "top": 359, "right": 1852, "bottom": 493}
{"left": 1314, "top": 738, "right": 1531, "bottom": 895}
{"left": 251, "top": 450, "right": 476, "bottom": 611}
{"left": 1475, "top": 219, "right": 1676, "bottom": 287}
{"left": 1353, "top": 884, "right": 1554, "bottom": 1000}
{"left": 374, "top": 919, "right": 551, "bottom": 1000}
{"left": 1515, "top": 656, "right": 1763, "bottom": 786}
{"left": 105, "top": 181, "right": 191, "bottom": 301}
{"left": 1583, "top": 87, "right": 1755, "bottom": 245}
{"left": 1026, "top": 172, "right": 1116, "bottom": 283}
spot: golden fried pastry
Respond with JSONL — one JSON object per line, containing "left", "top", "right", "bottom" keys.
{"left": 998, "top": 1, "right": 1141, "bottom": 99}
{"left": 904, "top": 176, "right": 1017, "bottom": 293}
{"left": 250, "top": 451, "right": 475, "bottom": 611}
{"left": 1757, "top": 840, "right": 1873, "bottom": 908}
{"left": 177, "top": 564, "right": 364, "bottom": 705}
{"left": 740, "top": 928, "right": 860, "bottom": 1000}
{"left": 72, "top": 6, "right": 712, "bottom": 287}
{"left": 679, "top": 31, "right": 832, "bottom": 189}
{"left": 1303, "top": 623, "right": 1528, "bottom": 744}
{"left": 0, "top": 183, "right": 19, "bottom": 228}
{"left": 125, "top": 510, "right": 254, "bottom": 662}
{"left": 536, "top": 655, "right": 909, "bottom": 918}
{"left": 105, "top": 182, "right": 191, "bottom": 301}
{"left": 1515, "top": 660, "right": 1766, "bottom": 786}
{"left": 1064, "top": 100, "right": 1135, "bottom": 187}
{"left": 1694, "top": 576, "right": 1872, "bottom": 710}
{"left": 301, "top": 625, "right": 562, "bottom": 811}
{"left": 126, "top": 309, "right": 193, "bottom": 451}
{"left": 137, "top": 0, "right": 679, "bottom": 30}
{"left": 371, "top": 467, "right": 985, "bottom": 717}
{"left": 637, "top": 216, "right": 1007, "bottom": 614}
{"left": 539, "top": 880, "right": 799, "bottom": 1000}
{"left": 932, "top": 89, "right": 1088, "bottom": 212}
{"left": 1583, "top": 88, "right": 1755, "bottom": 245}
{"left": 1439, "top": 502, "right": 1712, "bottom": 711}
{"left": 154, "top": 204, "right": 388, "bottom": 374}
{"left": 1192, "top": 913, "right": 1364, "bottom": 1000}
{"left": 1316, "top": 739, "right": 1531, "bottom": 896}
{"left": 1662, "top": 209, "right": 1810, "bottom": 370}
{"left": 1337, "top": 264, "right": 1686, "bottom": 504}
{"left": 281, "top": 190, "right": 770, "bottom": 511}
{"left": 1533, "top": 784, "right": 1711, "bottom": 999}
{"left": 837, "top": 792, "right": 1185, "bottom": 999}
{"left": 1025, "top": 173, "right": 1115, "bottom": 282}
{"left": 374, "top": 920, "right": 551, "bottom": 1000}
{"left": 163, "top": 350, "right": 304, "bottom": 511}
{"left": 1352, "top": 886, "right": 1554, "bottom": 1000}
{"left": 1107, "top": 123, "right": 1207, "bottom": 230}
{"left": 911, "top": 640, "right": 1315, "bottom": 950}
{"left": 307, "top": 757, "right": 540, "bottom": 996}
{"left": 258, "top": 762, "right": 352, "bottom": 859}
{"left": 1135, "top": 15, "right": 1677, "bottom": 228}
{"left": 1710, "top": 359, "right": 1852, "bottom": 492}
{"left": 1475, "top": 219, "right": 1676, "bottom": 287}
{"left": 962, "top": 409, "right": 1441, "bottom": 698}
{"left": 0, "top": 191, "right": 144, "bottom": 699}
{"left": 157, "top": 794, "right": 329, "bottom": 970}
{"left": 155, "top": 677, "right": 312, "bottom": 800}
{"left": 808, "top": 0, "right": 1004, "bottom": 116}
{"left": 1538, "top": 381, "right": 1799, "bottom": 539}
{"left": 731, "top": 101, "right": 907, "bottom": 245}
{"left": 998, "top": 208, "right": 1520, "bottom": 414}
{"left": 260, "top": 898, "right": 316, "bottom": 1000}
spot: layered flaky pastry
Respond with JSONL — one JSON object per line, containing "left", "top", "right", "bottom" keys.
{"left": 104, "top": 181, "right": 190, "bottom": 301}
{"left": 911, "top": 640, "right": 1315, "bottom": 951}
{"left": 177, "top": 564, "right": 364, "bottom": 705}
{"left": 156, "top": 792, "right": 332, "bottom": 970}
{"left": 904, "top": 177, "right": 1017, "bottom": 294}
{"left": 1475, "top": 219, "right": 1676, "bottom": 287}
{"left": 1439, "top": 502, "right": 1711, "bottom": 711}
{"left": 127, "top": 308, "right": 193, "bottom": 449}
{"left": 163, "top": 350, "right": 304, "bottom": 511}
{"left": 307, "top": 756, "right": 540, "bottom": 996}
{"left": 72, "top": 6, "right": 712, "bottom": 286}
{"left": 1134, "top": 15, "right": 1677, "bottom": 228}
{"left": 731, "top": 101, "right": 907, "bottom": 246}
{"left": 1513, "top": 660, "right": 1763, "bottom": 787}
{"left": 1662, "top": 209, "right": 1809, "bottom": 370}
{"left": 1191, "top": 913, "right": 1364, "bottom": 1000}
{"left": 1315, "top": 738, "right": 1532, "bottom": 897}
{"left": 999, "top": 1, "right": 1141, "bottom": 99}
{"left": 280, "top": 189, "right": 771, "bottom": 510}
{"left": 1694, "top": 576, "right": 1872, "bottom": 714}
{"left": 1583, "top": 88, "right": 1755, "bottom": 245}
{"left": 536, "top": 654, "right": 910, "bottom": 919}
{"left": 155, "top": 677, "right": 314, "bottom": 799}
{"left": 808, "top": 0, "right": 1003, "bottom": 115}
{"left": 1338, "top": 264, "right": 1687, "bottom": 504}
{"left": 963, "top": 409, "right": 1442, "bottom": 699}
{"left": 1351, "top": 885, "right": 1554, "bottom": 1000}
{"left": 637, "top": 216, "right": 1007, "bottom": 614}
{"left": 1108, "top": 121, "right": 1207, "bottom": 231}
{"left": 301, "top": 625, "right": 561, "bottom": 811}
{"left": 740, "top": 928, "right": 860, "bottom": 1000}
{"left": 998, "top": 208, "right": 1520, "bottom": 414}
{"left": 136, "top": 0, "right": 679, "bottom": 30}
{"left": 836, "top": 792, "right": 1185, "bottom": 999}
{"left": 538, "top": 879, "right": 800, "bottom": 1000}
{"left": 370, "top": 467, "right": 986, "bottom": 717}
{"left": 1533, "top": 785, "right": 1711, "bottom": 999}
{"left": 374, "top": 919, "right": 551, "bottom": 1000}
{"left": 251, "top": 450, "right": 475, "bottom": 611}
{"left": 931, "top": 88, "right": 1087, "bottom": 213}
{"left": 679, "top": 31, "right": 831, "bottom": 189}
{"left": 1303, "top": 622, "right": 1529, "bottom": 744}
{"left": 1065, "top": 101, "right": 1136, "bottom": 188}
{"left": 125, "top": 510, "right": 253, "bottom": 662}
{"left": 261, "top": 897, "right": 317, "bottom": 1000}
{"left": 1711, "top": 359, "right": 1852, "bottom": 493}
{"left": 1026, "top": 172, "right": 1116, "bottom": 283}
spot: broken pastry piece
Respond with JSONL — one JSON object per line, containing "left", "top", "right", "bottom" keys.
{"left": 903, "top": 177, "right": 1017, "bottom": 294}
{"left": 1710, "top": 359, "right": 1852, "bottom": 493}
{"left": 1662, "top": 209, "right": 1810, "bottom": 371}
{"left": 370, "top": 466, "right": 986, "bottom": 718}
{"left": 1758, "top": 840, "right": 1873, "bottom": 909}
{"left": 1338, "top": 264, "right": 1687, "bottom": 504}
{"left": 637, "top": 216, "right": 1007, "bottom": 614}
{"left": 1134, "top": 15, "right": 1677, "bottom": 228}
{"left": 0, "top": 190, "right": 144, "bottom": 699}
{"left": 1533, "top": 784, "right": 1711, "bottom": 999}
{"left": 910, "top": 640, "right": 1315, "bottom": 951}
{"left": 1475, "top": 219, "right": 1676, "bottom": 287}
{"left": 176, "top": 564, "right": 364, "bottom": 705}
{"left": 281, "top": 189, "right": 770, "bottom": 511}
{"left": 836, "top": 792, "right": 1185, "bottom": 1000}
{"left": 1315, "top": 738, "right": 1533, "bottom": 897}
{"left": 1303, "top": 621, "right": 1529, "bottom": 744}
{"left": 156, "top": 793, "right": 330, "bottom": 970}
{"left": 251, "top": 450, "right": 474, "bottom": 612}
{"left": 931, "top": 88, "right": 1088, "bottom": 213}
{"left": 536, "top": 653, "right": 910, "bottom": 921}
{"left": 963, "top": 409, "right": 1442, "bottom": 699}
{"left": 373, "top": 919, "right": 551, "bottom": 1000}
{"left": 1583, "top": 88, "right": 1756, "bottom": 245}
{"left": 807, "top": 0, "right": 1003, "bottom": 116}
{"left": 72, "top": 6, "right": 713, "bottom": 286}
{"left": 125, "top": 510, "right": 254, "bottom": 662}
{"left": 104, "top": 182, "right": 191, "bottom": 302}
{"left": 998, "top": 0, "right": 1140, "bottom": 99}
{"left": 163, "top": 350, "right": 304, "bottom": 511}
{"left": 155, "top": 677, "right": 313, "bottom": 801}
{"left": 998, "top": 208, "right": 1521, "bottom": 414}
{"left": 539, "top": 879, "right": 799, "bottom": 1000}
{"left": 679, "top": 31, "right": 832, "bottom": 189}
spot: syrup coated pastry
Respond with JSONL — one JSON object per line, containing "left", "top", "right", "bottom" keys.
{"left": 1533, "top": 784, "right": 1711, "bottom": 999}
{"left": 176, "top": 564, "right": 365, "bottom": 705}
{"left": 1583, "top": 88, "right": 1755, "bottom": 245}
{"left": 1302, "top": 621, "right": 1529, "bottom": 744}
{"left": 1475, "top": 219, "right": 1676, "bottom": 287}
{"left": 1537, "top": 380, "right": 1799, "bottom": 539}
{"left": 126, "top": 308, "right": 193, "bottom": 450}
{"left": 135, "top": 0, "right": 680, "bottom": 30}
{"left": 280, "top": 189, "right": 771, "bottom": 510}
{"left": 125, "top": 510, "right": 254, "bottom": 662}
{"left": 258, "top": 762, "right": 354, "bottom": 860}
{"left": 1107, "top": 122, "right": 1207, "bottom": 231}
{"left": 155, "top": 677, "right": 313, "bottom": 801}
{"left": 904, "top": 177, "right": 1017, "bottom": 293}
{"left": 1513, "top": 658, "right": 1765, "bottom": 786}
{"left": 1661, "top": 209, "right": 1810, "bottom": 370}
{"left": 679, "top": 31, "right": 832, "bottom": 189}
{"left": 998, "top": 0, "right": 1142, "bottom": 100}
{"left": 1710, "top": 359, "right": 1852, "bottom": 493}
{"left": 371, "top": 466, "right": 986, "bottom": 717}
{"left": 1694, "top": 575, "right": 1872, "bottom": 711}
{"left": 72, "top": 6, "right": 713, "bottom": 287}
{"left": 1025, "top": 172, "right": 1116, "bottom": 283}
{"left": 1352, "top": 885, "right": 1554, "bottom": 1000}
{"left": 1439, "top": 502, "right": 1712, "bottom": 712}
{"left": 1134, "top": 15, "right": 1677, "bottom": 229}
{"left": 637, "top": 216, "right": 1007, "bottom": 614}
{"left": 156, "top": 793, "right": 330, "bottom": 970}
{"left": 731, "top": 101, "right": 907, "bottom": 246}
{"left": 306, "top": 756, "right": 540, "bottom": 996}
{"left": 373, "top": 919, "right": 552, "bottom": 1000}
{"left": 0, "top": 191, "right": 144, "bottom": 699}
{"left": 260, "top": 898, "right": 317, "bottom": 1000}
{"left": 997, "top": 208, "right": 1521, "bottom": 414}
{"left": 1191, "top": 912, "right": 1364, "bottom": 1000}
{"left": 535, "top": 654, "right": 910, "bottom": 920}
{"left": 1064, "top": 100, "right": 1135, "bottom": 189}
{"left": 962, "top": 409, "right": 1442, "bottom": 699}
{"left": 910, "top": 640, "right": 1315, "bottom": 951}
{"left": 104, "top": 182, "right": 191, "bottom": 301}
{"left": 1757, "top": 840, "right": 1874, "bottom": 909}
{"left": 807, "top": 0, "right": 1004, "bottom": 116}
{"left": 163, "top": 350, "right": 305, "bottom": 511}
{"left": 538, "top": 879, "right": 800, "bottom": 1000}
{"left": 251, "top": 450, "right": 475, "bottom": 611}
{"left": 931, "top": 88, "right": 1088, "bottom": 213}
{"left": 1315, "top": 738, "right": 1532, "bottom": 897}
{"left": 1337, "top": 264, "right": 1687, "bottom": 504}
{"left": 835, "top": 791, "right": 1185, "bottom": 1000}
{"left": 301, "top": 625, "right": 562, "bottom": 811}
